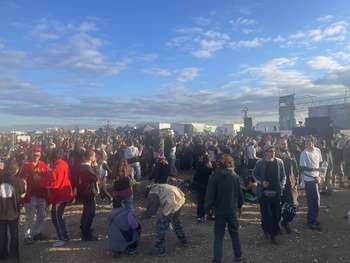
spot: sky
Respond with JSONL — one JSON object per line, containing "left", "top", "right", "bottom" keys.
{"left": 1, "top": 0, "right": 350, "bottom": 131}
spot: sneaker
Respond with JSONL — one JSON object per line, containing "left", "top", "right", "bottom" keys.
{"left": 307, "top": 222, "right": 322, "bottom": 230}
{"left": 112, "top": 251, "right": 121, "bottom": 258}
{"left": 24, "top": 237, "right": 35, "bottom": 245}
{"left": 180, "top": 240, "right": 188, "bottom": 247}
{"left": 281, "top": 221, "right": 292, "bottom": 234}
{"left": 234, "top": 256, "right": 243, "bottom": 262}
{"left": 197, "top": 217, "right": 203, "bottom": 223}
{"left": 128, "top": 248, "right": 139, "bottom": 255}
{"left": 270, "top": 236, "right": 279, "bottom": 245}
{"left": 33, "top": 233, "right": 47, "bottom": 241}
{"left": 82, "top": 235, "right": 98, "bottom": 242}
{"left": 149, "top": 249, "right": 166, "bottom": 257}
{"left": 53, "top": 240, "right": 68, "bottom": 247}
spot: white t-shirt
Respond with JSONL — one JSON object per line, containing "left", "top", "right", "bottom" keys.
{"left": 247, "top": 145, "right": 256, "bottom": 159}
{"left": 299, "top": 147, "right": 323, "bottom": 182}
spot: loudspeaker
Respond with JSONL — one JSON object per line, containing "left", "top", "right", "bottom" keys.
{"left": 244, "top": 117, "right": 252, "bottom": 127}
{"left": 305, "top": 117, "right": 331, "bottom": 127}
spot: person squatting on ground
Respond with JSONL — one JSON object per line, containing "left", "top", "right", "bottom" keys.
{"left": 138, "top": 182, "right": 188, "bottom": 257}
{"left": 19, "top": 146, "right": 49, "bottom": 245}
{"left": 253, "top": 145, "right": 286, "bottom": 244}
{"left": 276, "top": 138, "right": 299, "bottom": 234}
{"left": 35, "top": 148, "right": 73, "bottom": 247}
{"left": 77, "top": 150, "right": 100, "bottom": 241}
{"left": 112, "top": 157, "right": 134, "bottom": 212}
{"left": 204, "top": 153, "right": 244, "bottom": 263}
{"left": 0, "top": 160, "right": 26, "bottom": 261}
{"left": 193, "top": 153, "right": 213, "bottom": 223}
{"left": 107, "top": 198, "right": 141, "bottom": 258}
{"left": 299, "top": 135, "right": 325, "bottom": 231}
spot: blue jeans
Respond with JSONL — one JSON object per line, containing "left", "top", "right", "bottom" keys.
{"left": 212, "top": 215, "right": 242, "bottom": 263}
{"left": 130, "top": 162, "right": 141, "bottom": 181}
{"left": 51, "top": 202, "right": 69, "bottom": 242}
{"left": 123, "top": 195, "right": 134, "bottom": 212}
{"left": 305, "top": 180, "right": 320, "bottom": 223}
{"left": 23, "top": 196, "right": 47, "bottom": 238}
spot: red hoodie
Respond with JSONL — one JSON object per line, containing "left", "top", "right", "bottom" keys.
{"left": 39, "top": 159, "right": 73, "bottom": 204}
{"left": 19, "top": 161, "right": 48, "bottom": 203}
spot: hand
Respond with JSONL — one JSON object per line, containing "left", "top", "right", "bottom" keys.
{"left": 33, "top": 174, "right": 41, "bottom": 181}
{"left": 238, "top": 208, "right": 242, "bottom": 218}
{"left": 262, "top": 181, "right": 269, "bottom": 188}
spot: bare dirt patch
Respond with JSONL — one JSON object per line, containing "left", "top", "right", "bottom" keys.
{"left": 19, "top": 170, "right": 350, "bottom": 263}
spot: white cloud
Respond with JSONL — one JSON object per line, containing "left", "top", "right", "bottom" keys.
{"left": 141, "top": 67, "right": 172, "bottom": 77}
{"left": 230, "top": 37, "right": 268, "bottom": 48}
{"left": 175, "top": 67, "right": 201, "bottom": 82}
{"left": 307, "top": 56, "right": 344, "bottom": 71}
{"left": 141, "top": 67, "right": 201, "bottom": 82}
{"left": 317, "top": 15, "right": 333, "bottom": 23}
{"left": 230, "top": 17, "right": 257, "bottom": 26}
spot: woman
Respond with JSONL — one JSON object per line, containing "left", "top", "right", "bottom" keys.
{"left": 98, "top": 150, "right": 113, "bottom": 205}
{"left": 0, "top": 160, "right": 26, "bottom": 261}
{"left": 193, "top": 153, "right": 213, "bottom": 223}
{"left": 112, "top": 158, "right": 134, "bottom": 212}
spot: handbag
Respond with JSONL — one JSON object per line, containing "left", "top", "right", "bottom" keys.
{"left": 263, "top": 190, "right": 277, "bottom": 198}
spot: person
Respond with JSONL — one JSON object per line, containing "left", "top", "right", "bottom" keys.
{"left": 124, "top": 139, "right": 141, "bottom": 182}
{"left": 18, "top": 146, "right": 49, "bottom": 245}
{"left": 276, "top": 138, "right": 299, "bottom": 234}
{"left": 0, "top": 160, "right": 26, "bottom": 261}
{"left": 77, "top": 150, "right": 100, "bottom": 241}
{"left": 247, "top": 140, "right": 259, "bottom": 170}
{"left": 98, "top": 150, "right": 113, "bottom": 205}
{"left": 112, "top": 158, "right": 134, "bottom": 212}
{"left": 138, "top": 182, "right": 188, "bottom": 257}
{"left": 330, "top": 140, "right": 346, "bottom": 188}
{"left": 344, "top": 140, "right": 350, "bottom": 185}
{"left": 107, "top": 198, "right": 141, "bottom": 258}
{"left": 35, "top": 148, "right": 73, "bottom": 247}
{"left": 150, "top": 150, "right": 170, "bottom": 184}
{"left": 299, "top": 135, "right": 324, "bottom": 231}
{"left": 253, "top": 145, "right": 286, "bottom": 244}
{"left": 204, "top": 153, "right": 244, "bottom": 263}
{"left": 193, "top": 153, "right": 213, "bottom": 223}
{"left": 319, "top": 140, "right": 334, "bottom": 195}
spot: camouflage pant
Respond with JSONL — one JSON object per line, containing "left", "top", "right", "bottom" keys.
{"left": 155, "top": 208, "right": 187, "bottom": 253}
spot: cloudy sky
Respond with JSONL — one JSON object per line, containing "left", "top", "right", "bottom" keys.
{"left": 1, "top": 0, "right": 350, "bottom": 131}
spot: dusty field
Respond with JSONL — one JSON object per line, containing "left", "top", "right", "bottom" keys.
{"left": 18, "top": 170, "right": 350, "bottom": 263}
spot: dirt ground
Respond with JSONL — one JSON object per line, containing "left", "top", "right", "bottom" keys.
{"left": 18, "top": 170, "right": 350, "bottom": 263}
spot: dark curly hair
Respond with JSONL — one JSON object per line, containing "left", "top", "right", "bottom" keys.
{"left": 216, "top": 153, "right": 235, "bottom": 169}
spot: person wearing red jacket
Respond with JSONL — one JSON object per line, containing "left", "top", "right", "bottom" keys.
{"left": 18, "top": 146, "right": 49, "bottom": 245}
{"left": 35, "top": 148, "right": 73, "bottom": 247}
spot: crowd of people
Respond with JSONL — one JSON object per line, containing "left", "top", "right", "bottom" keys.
{"left": 0, "top": 128, "right": 349, "bottom": 262}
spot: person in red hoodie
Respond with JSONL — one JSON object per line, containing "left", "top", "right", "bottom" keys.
{"left": 18, "top": 146, "right": 49, "bottom": 245}
{"left": 35, "top": 148, "right": 73, "bottom": 247}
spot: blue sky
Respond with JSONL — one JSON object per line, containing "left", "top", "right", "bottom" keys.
{"left": 1, "top": 0, "right": 350, "bottom": 131}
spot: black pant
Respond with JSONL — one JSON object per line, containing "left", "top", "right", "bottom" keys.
{"left": 80, "top": 197, "right": 96, "bottom": 238}
{"left": 0, "top": 218, "right": 19, "bottom": 260}
{"left": 258, "top": 194, "right": 281, "bottom": 237}
{"left": 196, "top": 188, "right": 206, "bottom": 218}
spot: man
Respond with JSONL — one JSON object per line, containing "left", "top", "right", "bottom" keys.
{"left": 276, "top": 138, "right": 299, "bottom": 234}
{"left": 35, "top": 148, "right": 73, "bottom": 247}
{"left": 319, "top": 140, "right": 334, "bottom": 195}
{"left": 344, "top": 140, "right": 350, "bottom": 185}
{"left": 77, "top": 150, "right": 99, "bottom": 241}
{"left": 19, "top": 146, "right": 49, "bottom": 245}
{"left": 247, "top": 140, "right": 259, "bottom": 170}
{"left": 253, "top": 145, "right": 286, "bottom": 244}
{"left": 138, "top": 182, "right": 188, "bottom": 257}
{"left": 0, "top": 160, "right": 26, "bottom": 261}
{"left": 330, "top": 140, "right": 345, "bottom": 188}
{"left": 124, "top": 139, "right": 141, "bottom": 182}
{"left": 299, "top": 135, "right": 324, "bottom": 230}
{"left": 204, "top": 153, "right": 244, "bottom": 262}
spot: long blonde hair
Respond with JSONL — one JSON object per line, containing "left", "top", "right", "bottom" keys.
{"left": 112, "top": 157, "right": 130, "bottom": 181}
